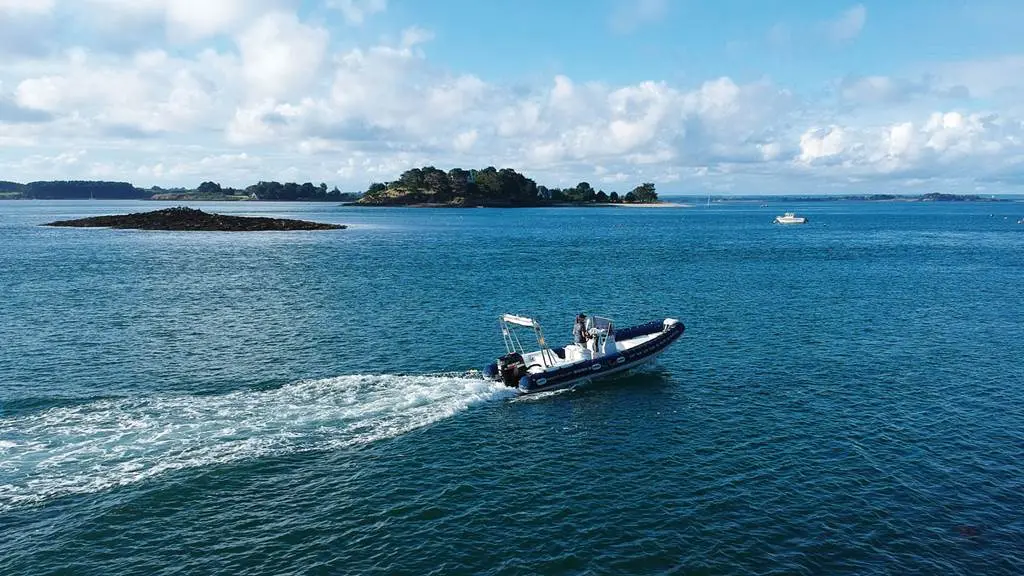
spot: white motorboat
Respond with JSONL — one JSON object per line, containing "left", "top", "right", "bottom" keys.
{"left": 483, "top": 313, "right": 685, "bottom": 394}
{"left": 774, "top": 212, "right": 808, "bottom": 224}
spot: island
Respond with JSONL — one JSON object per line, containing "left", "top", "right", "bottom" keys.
{"left": 0, "top": 179, "right": 358, "bottom": 202}
{"left": 1, "top": 170, "right": 662, "bottom": 206}
{"left": 43, "top": 207, "right": 347, "bottom": 231}
{"left": 355, "top": 166, "right": 660, "bottom": 207}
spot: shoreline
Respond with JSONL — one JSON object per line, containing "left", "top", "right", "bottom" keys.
{"left": 349, "top": 201, "right": 692, "bottom": 208}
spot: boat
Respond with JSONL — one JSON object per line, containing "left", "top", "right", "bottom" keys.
{"left": 482, "top": 313, "right": 685, "bottom": 394}
{"left": 773, "top": 212, "right": 807, "bottom": 224}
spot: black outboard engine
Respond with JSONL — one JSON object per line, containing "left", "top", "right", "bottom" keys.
{"left": 496, "top": 352, "right": 526, "bottom": 387}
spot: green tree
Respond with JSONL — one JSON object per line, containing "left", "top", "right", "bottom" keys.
{"left": 423, "top": 167, "right": 451, "bottom": 199}
{"left": 447, "top": 168, "right": 471, "bottom": 199}
{"left": 197, "top": 181, "right": 222, "bottom": 196}
{"left": 398, "top": 168, "right": 425, "bottom": 190}
{"left": 631, "top": 182, "right": 658, "bottom": 203}
{"left": 473, "top": 166, "right": 500, "bottom": 199}
{"left": 575, "top": 181, "right": 596, "bottom": 203}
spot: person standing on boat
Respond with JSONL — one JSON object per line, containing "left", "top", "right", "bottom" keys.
{"left": 573, "top": 313, "right": 587, "bottom": 345}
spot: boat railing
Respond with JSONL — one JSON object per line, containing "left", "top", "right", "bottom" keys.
{"left": 499, "top": 314, "right": 558, "bottom": 368}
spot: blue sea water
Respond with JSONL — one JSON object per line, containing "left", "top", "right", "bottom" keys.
{"left": 1, "top": 199, "right": 1023, "bottom": 575}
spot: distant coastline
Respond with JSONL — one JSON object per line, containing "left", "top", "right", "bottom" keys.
{"left": 691, "top": 192, "right": 1011, "bottom": 203}
{"left": 0, "top": 166, "right": 664, "bottom": 208}
{"left": 0, "top": 180, "right": 358, "bottom": 202}
{"left": 1, "top": 179, "right": 1013, "bottom": 205}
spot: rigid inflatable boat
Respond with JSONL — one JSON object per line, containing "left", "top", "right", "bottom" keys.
{"left": 483, "top": 313, "right": 685, "bottom": 394}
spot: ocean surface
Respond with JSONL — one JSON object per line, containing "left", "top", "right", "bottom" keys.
{"left": 1, "top": 199, "right": 1023, "bottom": 575}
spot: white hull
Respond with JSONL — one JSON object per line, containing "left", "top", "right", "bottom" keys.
{"left": 774, "top": 212, "right": 807, "bottom": 224}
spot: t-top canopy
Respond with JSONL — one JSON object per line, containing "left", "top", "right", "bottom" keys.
{"left": 501, "top": 314, "right": 538, "bottom": 328}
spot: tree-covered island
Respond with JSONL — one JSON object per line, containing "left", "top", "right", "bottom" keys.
{"left": 3, "top": 174, "right": 1005, "bottom": 205}
{"left": 0, "top": 169, "right": 660, "bottom": 206}
{"left": 356, "top": 166, "right": 658, "bottom": 207}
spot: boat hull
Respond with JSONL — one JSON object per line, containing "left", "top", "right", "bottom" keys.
{"left": 773, "top": 214, "right": 807, "bottom": 224}
{"left": 485, "top": 319, "right": 685, "bottom": 394}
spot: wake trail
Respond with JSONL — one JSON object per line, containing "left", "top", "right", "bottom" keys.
{"left": 0, "top": 373, "right": 515, "bottom": 511}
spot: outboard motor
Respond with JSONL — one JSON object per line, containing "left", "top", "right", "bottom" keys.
{"left": 496, "top": 352, "right": 527, "bottom": 387}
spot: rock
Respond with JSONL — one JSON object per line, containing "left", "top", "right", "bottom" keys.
{"left": 43, "top": 206, "right": 346, "bottom": 231}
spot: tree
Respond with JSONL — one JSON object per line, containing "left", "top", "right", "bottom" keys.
{"left": 197, "top": 181, "right": 222, "bottom": 195}
{"left": 575, "top": 181, "right": 596, "bottom": 203}
{"left": 448, "top": 168, "right": 471, "bottom": 199}
{"left": 609, "top": 191, "right": 620, "bottom": 203}
{"left": 398, "top": 168, "right": 425, "bottom": 190}
{"left": 473, "top": 166, "right": 501, "bottom": 199}
{"left": 283, "top": 182, "right": 300, "bottom": 199}
{"left": 596, "top": 190, "right": 609, "bottom": 203}
{"left": 631, "top": 182, "right": 658, "bottom": 203}
{"left": 423, "top": 167, "right": 451, "bottom": 198}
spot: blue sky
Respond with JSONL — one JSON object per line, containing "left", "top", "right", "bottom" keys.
{"left": 1, "top": 0, "right": 1024, "bottom": 194}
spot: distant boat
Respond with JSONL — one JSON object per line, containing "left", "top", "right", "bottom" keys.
{"left": 774, "top": 212, "right": 808, "bottom": 224}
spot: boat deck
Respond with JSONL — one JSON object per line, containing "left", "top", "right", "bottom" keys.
{"left": 520, "top": 331, "right": 662, "bottom": 374}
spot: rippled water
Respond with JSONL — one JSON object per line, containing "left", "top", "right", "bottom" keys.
{"left": 1, "top": 199, "right": 1023, "bottom": 575}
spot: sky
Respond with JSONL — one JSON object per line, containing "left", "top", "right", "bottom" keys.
{"left": 1, "top": 0, "right": 1023, "bottom": 195}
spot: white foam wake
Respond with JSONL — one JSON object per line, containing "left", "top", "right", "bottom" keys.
{"left": 0, "top": 373, "right": 514, "bottom": 511}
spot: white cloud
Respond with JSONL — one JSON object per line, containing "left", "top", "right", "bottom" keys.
{"left": 328, "top": 0, "right": 386, "bottom": 26}
{"left": 235, "top": 12, "right": 328, "bottom": 102}
{"left": 400, "top": 26, "right": 434, "bottom": 48}
{"left": 798, "top": 126, "right": 846, "bottom": 164}
{"left": 759, "top": 142, "right": 782, "bottom": 161}
{"left": 827, "top": 4, "right": 867, "bottom": 42}
{"left": 932, "top": 55, "right": 1024, "bottom": 101}
{"left": 2, "top": 3, "right": 1024, "bottom": 193}
{"left": 62, "top": 0, "right": 294, "bottom": 45}
{"left": 13, "top": 48, "right": 236, "bottom": 136}
{"left": 788, "top": 111, "right": 1024, "bottom": 180}
{"left": 453, "top": 130, "right": 478, "bottom": 152}
{"left": 886, "top": 122, "right": 915, "bottom": 158}
{"left": 0, "top": 0, "right": 54, "bottom": 14}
